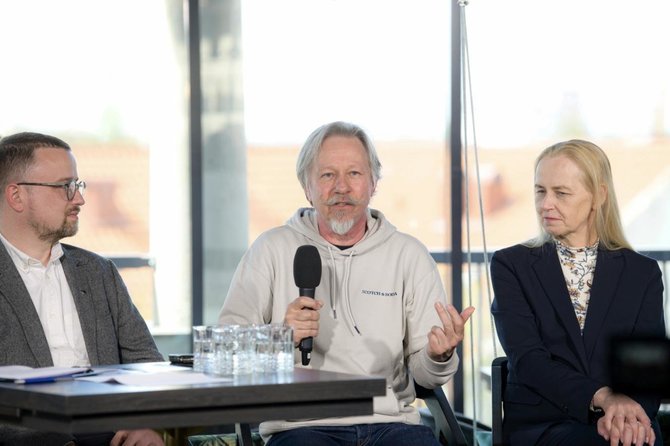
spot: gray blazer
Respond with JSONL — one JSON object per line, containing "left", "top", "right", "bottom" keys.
{"left": 0, "top": 242, "right": 163, "bottom": 367}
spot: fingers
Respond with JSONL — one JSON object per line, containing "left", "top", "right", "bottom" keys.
{"left": 609, "top": 427, "right": 621, "bottom": 446}
{"left": 615, "top": 419, "right": 654, "bottom": 446}
{"left": 435, "top": 302, "right": 475, "bottom": 337}
{"left": 609, "top": 424, "right": 620, "bottom": 446}
{"left": 597, "top": 417, "right": 614, "bottom": 443}
{"left": 648, "top": 424, "right": 656, "bottom": 446}
{"left": 599, "top": 411, "right": 613, "bottom": 438}
{"left": 111, "top": 431, "right": 128, "bottom": 446}
{"left": 638, "top": 419, "right": 655, "bottom": 446}
{"left": 606, "top": 419, "right": 628, "bottom": 446}
{"left": 426, "top": 328, "right": 453, "bottom": 361}
{"left": 621, "top": 422, "right": 634, "bottom": 446}
{"left": 634, "top": 421, "right": 647, "bottom": 446}
{"left": 598, "top": 392, "right": 655, "bottom": 446}
{"left": 636, "top": 411, "right": 654, "bottom": 445}
{"left": 432, "top": 303, "right": 461, "bottom": 352}
{"left": 427, "top": 303, "right": 475, "bottom": 361}
{"left": 293, "top": 296, "right": 323, "bottom": 310}
{"left": 112, "top": 429, "right": 165, "bottom": 446}
{"left": 284, "top": 297, "right": 323, "bottom": 344}
{"left": 613, "top": 414, "right": 626, "bottom": 443}
{"left": 460, "top": 305, "right": 476, "bottom": 322}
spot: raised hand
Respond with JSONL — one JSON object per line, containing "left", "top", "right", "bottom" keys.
{"left": 427, "top": 302, "right": 475, "bottom": 362}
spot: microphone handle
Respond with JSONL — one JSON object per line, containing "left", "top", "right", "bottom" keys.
{"left": 299, "top": 287, "right": 315, "bottom": 299}
{"left": 300, "top": 341, "right": 312, "bottom": 366}
{"left": 298, "top": 287, "right": 316, "bottom": 365}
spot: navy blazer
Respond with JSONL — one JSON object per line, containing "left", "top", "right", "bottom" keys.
{"left": 491, "top": 241, "right": 665, "bottom": 445}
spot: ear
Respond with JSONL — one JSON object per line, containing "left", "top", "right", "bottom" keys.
{"left": 304, "top": 186, "right": 313, "bottom": 206}
{"left": 5, "top": 184, "right": 25, "bottom": 212}
{"left": 594, "top": 183, "right": 607, "bottom": 209}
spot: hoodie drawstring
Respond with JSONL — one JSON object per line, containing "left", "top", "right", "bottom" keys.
{"left": 327, "top": 246, "right": 337, "bottom": 320}
{"left": 342, "top": 250, "right": 361, "bottom": 335}
{"left": 326, "top": 246, "right": 361, "bottom": 335}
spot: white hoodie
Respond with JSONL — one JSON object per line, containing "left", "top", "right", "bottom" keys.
{"left": 219, "top": 207, "right": 458, "bottom": 439}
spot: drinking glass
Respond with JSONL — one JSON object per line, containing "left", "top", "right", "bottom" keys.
{"left": 192, "top": 325, "right": 215, "bottom": 373}
{"left": 271, "top": 323, "right": 294, "bottom": 372}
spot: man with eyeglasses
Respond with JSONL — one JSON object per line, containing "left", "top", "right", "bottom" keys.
{"left": 0, "top": 132, "right": 165, "bottom": 446}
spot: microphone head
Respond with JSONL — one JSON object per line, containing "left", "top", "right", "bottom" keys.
{"left": 293, "top": 245, "right": 322, "bottom": 288}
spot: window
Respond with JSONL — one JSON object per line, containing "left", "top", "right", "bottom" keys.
{"left": 241, "top": 0, "right": 452, "bottom": 259}
{"left": 462, "top": 0, "right": 670, "bottom": 425}
{"left": 0, "top": 0, "right": 192, "bottom": 338}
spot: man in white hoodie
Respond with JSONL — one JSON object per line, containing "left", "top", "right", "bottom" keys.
{"left": 219, "top": 121, "right": 475, "bottom": 446}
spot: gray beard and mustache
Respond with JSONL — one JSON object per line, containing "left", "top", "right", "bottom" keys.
{"left": 324, "top": 195, "right": 363, "bottom": 236}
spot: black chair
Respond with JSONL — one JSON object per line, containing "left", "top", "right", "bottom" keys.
{"left": 491, "top": 356, "right": 508, "bottom": 446}
{"left": 415, "top": 381, "right": 470, "bottom": 445}
{"left": 235, "top": 423, "right": 254, "bottom": 446}
{"left": 187, "top": 424, "right": 263, "bottom": 446}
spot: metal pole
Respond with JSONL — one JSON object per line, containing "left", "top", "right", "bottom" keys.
{"left": 449, "top": 0, "right": 464, "bottom": 414}
{"left": 188, "top": 0, "right": 204, "bottom": 326}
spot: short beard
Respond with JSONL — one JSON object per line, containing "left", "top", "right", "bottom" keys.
{"left": 329, "top": 217, "right": 355, "bottom": 236}
{"left": 33, "top": 219, "right": 79, "bottom": 245}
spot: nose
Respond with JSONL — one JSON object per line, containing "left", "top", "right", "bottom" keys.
{"left": 72, "top": 189, "right": 85, "bottom": 205}
{"left": 538, "top": 194, "right": 553, "bottom": 211}
{"left": 334, "top": 175, "right": 350, "bottom": 192}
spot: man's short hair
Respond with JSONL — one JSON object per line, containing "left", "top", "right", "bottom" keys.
{"left": 296, "top": 121, "right": 382, "bottom": 190}
{"left": 0, "top": 132, "right": 71, "bottom": 190}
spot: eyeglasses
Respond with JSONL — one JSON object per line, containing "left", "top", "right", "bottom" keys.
{"left": 16, "top": 179, "right": 86, "bottom": 201}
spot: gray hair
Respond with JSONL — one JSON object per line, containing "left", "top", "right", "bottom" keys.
{"left": 296, "top": 121, "right": 382, "bottom": 190}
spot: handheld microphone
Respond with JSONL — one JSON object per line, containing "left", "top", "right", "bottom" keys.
{"left": 293, "top": 244, "right": 322, "bottom": 366}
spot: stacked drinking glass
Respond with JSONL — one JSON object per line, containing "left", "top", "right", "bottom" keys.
{"left": 192, "top": 323, "right": 294, "bottom": 376}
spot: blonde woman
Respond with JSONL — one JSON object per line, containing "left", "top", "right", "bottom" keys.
{"left": 491, "top": 140, "right": 664, "bottom": 446}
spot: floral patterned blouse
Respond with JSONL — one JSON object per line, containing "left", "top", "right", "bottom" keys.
{"left": 555, "top": 238, "right": 599, "bottom": 333}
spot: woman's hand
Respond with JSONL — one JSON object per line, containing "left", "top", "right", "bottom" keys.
{"left": 593, "top": 387, "right": 655, "bottom": 446}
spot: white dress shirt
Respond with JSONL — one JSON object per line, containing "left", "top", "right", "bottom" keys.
{"left": 0, "top": 233, "right": 90, "bottom": 367}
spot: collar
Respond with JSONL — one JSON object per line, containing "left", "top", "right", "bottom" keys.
{"left": 553, "top": 237, "right": 599, "bottom": 254}
{"left": 0, "top": 232, "right": 64, "bottom": 272}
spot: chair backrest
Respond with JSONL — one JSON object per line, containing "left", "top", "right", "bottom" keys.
{"left": 414, "top": 381, "right": 469, "bottom": 445}
{"left": 491, "top": 356, "right": 508, "bottom": 446}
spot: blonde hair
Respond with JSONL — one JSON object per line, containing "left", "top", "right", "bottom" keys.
{"left": 526, "top": 139, "right": 631, "bottom": 250}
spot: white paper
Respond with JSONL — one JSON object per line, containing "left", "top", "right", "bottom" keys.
{"left": 108, "top": 371, "right": 232, "bottom": 386}
{"left": 0, "top": 365, "right": 90, "bottom": 382}
{"left": 76, "top": 367, "right": 232, "bottom": 386}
